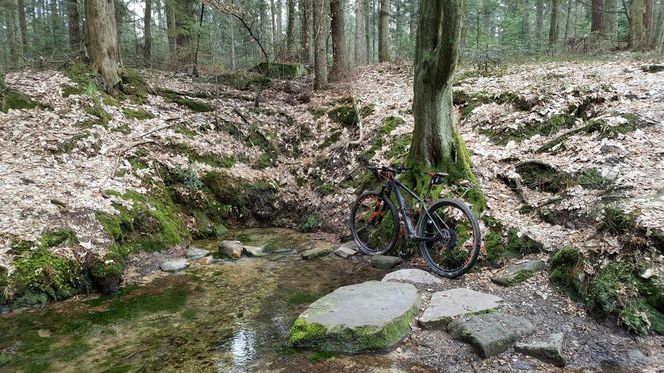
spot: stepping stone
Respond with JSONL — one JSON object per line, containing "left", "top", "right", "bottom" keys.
{"left": 288, "top": 281, "right": 420, "bottom": 353}
{"left": 448, "top": 312, "right": 535, "bottom": 358}
{"left": 160, "top": 259, "right": 190, "bottom": 273}
{"left": 515, "top": 333, "right": 566, "bottom": 367}
{"left": 301, "top": 246, "right": 333, "bottom": 260}
{"left": 491, "top": 260, "right": 545, "bottom": 286}
{"left": 370, "top": 255, "right": 403, "bottom": 270}
{"left": 382, "top": 269, "right": 443, "bottom": 286}
{"left": 243, "top": 245, "right": 265, "bottom": 257}
{"left": 335, "top": 242, "right": 358, "bottom": 258}
{"left": 186, "top": 247, "right": 210, "bottom": 260}
{"left": 195, "top": 256, "right": 214, "bottom": 265}
{"left": 418, "top": 288, "right": 503, "bottom": 329}
{"left": 219, "top": 240, "right": 243, "bottom": 259}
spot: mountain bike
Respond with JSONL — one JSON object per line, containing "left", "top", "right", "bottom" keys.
{"left": 349, "top": 165, "right": 481, "bottom": 278}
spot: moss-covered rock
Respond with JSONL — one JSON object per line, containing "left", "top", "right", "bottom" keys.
{"left": 122, "top": 108, "right": 154, "bottom": 120}
{"left": 483, "top": 114, "right": 576, "bottom": 145}
{"left": 1, "top": 88, "right": 38, "bottom": 113}
{"left": 84, "top": 254, "right": 124, "bottom": 295}
{"left": 484, "top": 228, "right": 544, "bottom": 266}
{"left": 201, "top": 171, "right": 277, "bottom": 222}
{"left": 515, "top": 161, "right": 574, "bottom": 194}
{"left": 328, "top": 105, "right": 359, "bottom": 128}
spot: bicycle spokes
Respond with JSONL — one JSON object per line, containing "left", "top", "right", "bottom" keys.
{"left": 423, "top": 204, "right": 477, "bottom": 272}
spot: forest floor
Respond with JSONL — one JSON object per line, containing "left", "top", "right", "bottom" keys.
{"left": 0, "top": 54, "right": 663, "bottom": 369}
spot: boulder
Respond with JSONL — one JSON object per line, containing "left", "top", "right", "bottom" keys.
{"left": 243, "top": 245, "right": 265, "bottom": 257}
{"left": 448, "top": 312, "right": 535, "bottom": 358}
{"left": 186, "top": 247, "right": 210, "bottom": 260}
{"left": 382, "top": 269, "right": 443, "bottom": 286}
{"left": 219, "top": 240, "right": 243, "bottom": 259}
{"left": 335, "top": 242, "right": 358, "bottom": 258}
{"left": 160, "top": 259, "right": 190, "bottom": 273}
{"left": 418, "top": 288, "right": 503, "bottom": 329}
{"left": 301, "top": 247, "right": 333, "bottom": 260}
{"left": 491, "top": 260, "right": 545, "bottom": 286}
{"left": 515, "top": 333, "right": 566, "bottom": 367}
{"left": 288, "top": 281, "right": 421, "bottom": 353}
{"left": 370, "top": 255, "right": 403, "bottom": 270}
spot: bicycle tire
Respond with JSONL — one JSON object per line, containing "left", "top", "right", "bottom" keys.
{"left": 416, "top": 198, "right": 481, "bottom": 278}
{"left": 349, "top": 191, "right": 400, "bottom": 255}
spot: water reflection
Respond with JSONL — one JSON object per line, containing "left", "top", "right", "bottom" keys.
{"left": 218, "top": 326, "right": 257, "bottom": 372}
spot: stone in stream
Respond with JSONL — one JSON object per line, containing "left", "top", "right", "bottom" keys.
{"left": 382, "top": 269, "right": 443, "bottom": 286}
{"left": 370, "top": 255, "right": 403, "bottom": 270}
{"left": 335, "top": 242, "right": 358, "bottom": 258}
{"left": 491, "top": 260, "right": 545, "bottom": 286}
{"left": 219, "top": 240, "right": 243, "bottom": 259}
{"left": 186, "top": 247, "right": 210, "bottom": 260}
{"left": 448, "top": 312, "right": 535, "bottom": 358}
{"left": 515, "top": 333, "right": 566, "bottom": 367}
{"left": 288, "top": 280, "right": 421, "bottom": 353}
{"left": 242, "top": 245, "right": 265, "bottom": 257}
{"left": 301, "top": 247, "right": 333, "bottom": 260}
{"left": 418, "top": 288, "right": 503, "bottom": 329}
{"left": 160, "top": 259, "right": 190, "bottom": 272}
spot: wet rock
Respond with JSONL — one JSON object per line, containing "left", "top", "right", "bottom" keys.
{"left": 448, "top": 312, "right": 535, "bottom": 358}
{"left": 370, "top": 255, "right": 403, "bottom": 270}
{"left": 418, "top": 288, "right": 503, "bottom": 329}
{"left": 243, "top": 245, "right": 265, "bottom": 257}
{"left": 288, "top": 280, "right": 420, "bottom": 353}
{"left": 515, "top": 333, "right": 566, "bottom": 367}
{"left": 491, "top": 260, "right": 545, "bottom": 286}
{"left": 301, "top": 247, "right": 333, "bottom": 259}
{"left": 335, "top": 242, "right": 358, "bottom": 258}
{"left": 186, "top": 247, "right": 210, "bottom": 260}
{"left": 219, "top": 240, "right": 243, "bottom": 259}
{"left": 160, "top": 259, "right": 190, "bottom": 273}
{"left": 382, "top": 269, "right": 443, "bottom": 286}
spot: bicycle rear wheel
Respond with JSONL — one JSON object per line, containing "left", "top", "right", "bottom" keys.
{"left": 417, "top": 198, "right": 481, "bottom": 278}
{"left": 350, "top": 191, "right": 399, "bottom": 255}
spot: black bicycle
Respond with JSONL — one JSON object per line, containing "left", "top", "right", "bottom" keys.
{"left": 349, "top": 165, "right": 481, "bottom": 278}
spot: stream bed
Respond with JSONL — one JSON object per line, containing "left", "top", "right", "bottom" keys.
{"left": 0, "top": 228, "right": 424, "bottom": 372}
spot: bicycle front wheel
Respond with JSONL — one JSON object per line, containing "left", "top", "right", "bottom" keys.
{"left": 349, "top": 191, "right": 399, "bottom": 255}
{"left": 417, "top": 198, "right": 481, "bottom": 278}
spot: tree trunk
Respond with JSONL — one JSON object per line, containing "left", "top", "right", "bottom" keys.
{"left": 287, "top": 0, "right": 296, "bottom": 58}
{"left": 521, "top": 0, "right": 530, "bottom": 41}
{"left": 85, "top": 0, "right": 121, "bottom": 92}
{"left": 278, "top": 0, "right": 283, "bottom": 38}
{"left": 563, "top": 0, "right": 572, "bottom": 43}
{"left": 535, "top": 0, "right": 543, "bottom": 50}
{"left": 329, "top": 0, "right": 348, "bottom": 79}
{"left": 645, "top": 0, "right": 655, "bottom": 41}
{"left": 300, "top": 0, "right": 313, "bottom": 63}
{"left": 17, "top": 0, "right": 27, "bottom": 52}
{"left": 9, "top": 0, "right": 24, "bottom": 66}
{"left": 230, "top": 18, "right": 237, "bottom": 70}
{"left": 548, "top": 0, "right": 560, "bottom": 49}
{"left": 650, "top": 0, "right": 664, "bottom": 50}
{"left": 165, "top": 0, "right": 177, "bottom": 58}
{"left": 591, "top": 0, "right": 605, "bottom": 35}
{"left": 355, "top": 0, "right": 368, "bottom": 65}
{"left": 408, "top": 0, "right": 484, "bottom": 211}
{"left": 630, "top": 0, "right": 647, "bottom": 49}
{"left": 271, "top": 0, "right": 278, "bottom": 56}
{"left": 192, "top": 3, "right": 204, "bottom": 76}
{"left": 378, "top": 0, "right": 390, "bottom": 61}
{"left": 50, "top": 0, "right": 59, "bottom": 50}
{"left": 174, "top": 0, "right": 196, "bottom": 68}
{"left": 604, "top": 0, "right": 618, "bottom": 39}
{"left": 144, "top": 0, "right": 152, "bottom": 66}
{"left": 312, "top": 0, "right": 328, "bottom": 89}
{"left": 67, "top": 0, "right": 81, "bottom": 52}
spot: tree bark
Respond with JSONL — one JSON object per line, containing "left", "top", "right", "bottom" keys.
{"left": 630, "top": 0, "right": 647, "bottom": 50}
{"left": 287, "top": 0, "right": 296, "bottom": 57}
{"left": 300, "top": 0, "right": 313, "bottom": 63}
{"left": 165, "top": 0, "right": 177, "bottom": 58}
{"left": 8, "top": 0, "right": 24, "bottom": 66}
{"left": 548, "top": 0, "right": 560, "bottom": 49}
{"left": 67, "top": 0, "right": 81, "bottom": 52}
{"left": 144, "top": 0, "right": 152, "bottom": 65}
{"left": 604, "top": 0, "right": 618, "bottom": 39}
{"left": 329, "top": 0, "right": 348, "bottom": 79}
{"left": 650, "top": 0, "right": 664, "bottom": 50}
{"left": 591, "top": 0, "right": 605, "bottom": 35}
{"left": 563, "top": 0, "right": 572, "bottom": 43}
{"left": 17, "top": 0, "right": 27, "bottom": 51}
{"left": 521, "top": 0, "right": 530, "bottom": 41}
{"left": 408, "top": 0, "right": 483, "bottom": 209}
{"left": 85, "top": 0, "right": 121, "bottom": 92}
{"left": 174, "top": 0, "right": 196, "bottom": 67}
{"left": 355, "top": 0, "right": 368, "bottom": 65}
{"left": 535, "top": 0, "right": 543, "bottom": 50}
{"left": 271, "top": 0, "right": 278, "bottom": 55}
{"left": 645, "top": 0, "right": 655, "bottom": 41}
{"left": 312, "top": 0, "right": 328, "bottom": 89}
{"left": 378, "top": 0, "right": 390, "bottom": 61}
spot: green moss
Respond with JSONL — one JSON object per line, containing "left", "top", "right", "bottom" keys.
{"left": 484, "top": 231, "right": 504, "bottom": 266}
{"left": 171, "top": 143, "right": 236, "bottom": 168}
{"left": 328, "top": 105, "right": 359, "bottom": 128}
{"left": 575, "top": 168, "right": 611, "bottom": 189}
{"left": 85, "top": 104, "right": 112, "bottom": 124}
{"left": 41, "top": 228, "right": 79, "bottom": 248}
{"left": 255, "top": 153, "right": 274, "bottom": 169}
{"left": 12, "top": 247, "right": 87, "bottom": 301}
{"left": 602, "top": 207, "right": 638, "bottom": 235}
{"left": 317, "top": 183, "right": 334, "bottom": 196}
{"left": 320, "top": 130, "right": 342, "bottom": 149}
{"left": 163, "top": 93, "right": 213, "bottom": 112}
{"left": 201, "top": 172, "right": 277, "bottom": 222}
{"left": 379, "top": 116, "right": 405, "bottom": 135}
{"left": 287, "top": 290, "right": 321, "bottom": 305}
{"left": 174, "top": 124, "right": 196, "bottom": 138}
{"left": 299, "top": 215, "right": 321, "bottom": 232}
{"left": 483, "top": 228, "right": 543, "bottom": 267}
{"left": 310, "top": 107, "right": 328, "bottom": 119}
{"left": 85, "top": 254, "right": 124, "bottom": 294}
{"left": 64, "top": 59, "right": 96, "bottom": 88}
{"left": 126, "top": 148, "right": 150, "bottom": 170}
{"left": 384, "top": 134, "right": 412, "bottom": 163}
{"left": 516, "top": 161, "right": 573, "bottom": 194}
{"left": 1, "top": 88, "right": 39, "bottom": 113}
{"left": 483, "top": 114, "right": 576, "bottom": 145}
{"left": 508, "top": 271, "right": 533, "bottom": 285}
{"left": 122, "top": 108, "right": 154, "bottom": 120}
{"left": 360, "top": 104, "right": 375, "bottom": 117}
{"left": 288, "top": 318, "right": 328, "bottom": 347}
{"left": 62, "top": 84, "right": 85, "bottom": 97}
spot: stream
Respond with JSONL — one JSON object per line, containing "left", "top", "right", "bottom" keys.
{"left": 0, "top": 228, "right": 422, "bottom": 372}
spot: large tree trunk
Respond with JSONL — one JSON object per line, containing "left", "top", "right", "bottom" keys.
{"left": 17, "top": 0, "right": 27, "bottom": 52}
{"left": 312, "top": 0, "right": 328, "bottom": 89}
{"left": 300, "top": 0, "right": 313, "bottom": 64}
{"left": 630, "top": 0, "right": 647, "bottom": 49}
{"left": 9, "top": 0, "right": 24, "bottom": 66}
{"left": 355, "top": 0, "right": 368, "bottom": 65}
{"left": 378, "top": 0, "right": 390, "bottom": 61}
{"left": 563, "top": 0, "right": 573, "bottom": 43}
{"left": 144, "top": 0, "right": 152, "bottom": 65}
{"left": 591, "top": 0, "right": 605, "bottom": 35}
{"left": 650, "top": 0, "right": 664, "bottom": 50}
{"left": 408, "top": 0, "right": 484, "bottom": 211}
{"left": 604, "top": 0, "right": 618, "bottom": 39}
{"left": 165, "top": 0, "right": 177, "bottom": 58}
{"left": 548, "top": 0, "right": 560, "bottom": 49}
{"left": 645, "top": 0, "right": 655, "bottom": 41}
{"left": 329, "top": 0, "right": 348, "bottom": 78}
{"left": 174, "top": 0, "right": 196, "bottom": 68}
{"left": 535, "top": 0, "right": 543, "bottom": 50}
{"left": 286, "top": 0, "right": 296, "bottom": 58}
{"left": 85, "top": 0, "right": 121, "bottom": 92}
{"left": 67, "top": 0, "right": 81, "bottom": 52}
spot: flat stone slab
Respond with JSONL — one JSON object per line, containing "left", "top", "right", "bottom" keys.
{"left": 186, "top": 247, "right": 210, "bottom": 260}
{"left": 335, "top": 242, "right": 358, "bottom": 258}
{"left": 219, "top": 240, "right": 243, "bottom": 259}
{"left": 448, "top": 312, "right": 535, "bottom": 358}
{"left": 492, "top": 260, "right": 545, "bottom": 286}
{"left": 515, "top": 333, "right": 566, "bottom": 367}
{"left": 370, "top": 255, "right": 403, "bottom": 270}
{"left": 418, "top": 289, "right": 503, "bottom": 329}
{"left": 288, "top": 280, "right": 421, "bottom": 353}
{"left": 302, "top": 247, "right": 333, "bottom": 259}
{"left": 160, "top": 259, "right": 190, "bottom": 273}
{"left": 382, "top": 269, "right": 443, "bottom": 286}
{"left": 242, "top": 245, "right": 265, "bottom": 257}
